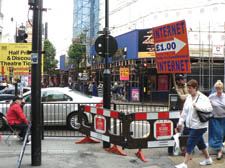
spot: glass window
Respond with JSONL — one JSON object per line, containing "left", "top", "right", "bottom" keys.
{"left": 23, "top": 94, "right": 31, "bottom": 103}
{"left": 5, "top": 89, "right": 15, "bottom": 94}
{"left": 42, "top": 91, "right": 72, "bottom": 102}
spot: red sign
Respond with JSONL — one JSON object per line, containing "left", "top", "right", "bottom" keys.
{"left": 156, "top": 122, "right": 171, "bottom": 138}
{"left": 94, "top": 116, "right": 106, "bottom": 134}
{"left": 152, "top": 20, "right": 190, "bottom": 74}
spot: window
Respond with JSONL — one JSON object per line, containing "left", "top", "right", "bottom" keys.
{"left": 23, "top": 94, "right": 31, "bottom": 103}
{"left": 41, "top": 91, "right": 72, "bottom": 102}
{"left": 4, "top": 89, "right": 15, "bottom": 94}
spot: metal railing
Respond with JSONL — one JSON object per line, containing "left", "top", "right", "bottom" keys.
{"left": 0, "top": 102, "right": 168, "bottom": 138}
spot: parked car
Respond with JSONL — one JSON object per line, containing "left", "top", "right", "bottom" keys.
{"left": 0, "top": 87, "right": 30, "bottom": 95}
{"left": 0, "top": 87, "right": 103, "bottom": 131}
{"left": 0, "top": 87, "right": 31, "bottom": 103}
{"left": 0, "top": 83, "right": 13, "bottom": 91}
{"left": 0, "top": 94, "right": 17, "bottom": 102}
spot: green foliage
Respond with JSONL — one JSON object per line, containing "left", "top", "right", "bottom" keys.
{"left": 43, "top": 40, "right": 58, "bottom": 75}
{"left": 67, "top": 43, "right": 85, "bottom": 71}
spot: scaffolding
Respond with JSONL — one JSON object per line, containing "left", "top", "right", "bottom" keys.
{"left": 187, "top": 22, "right": 225, "bottom": 93}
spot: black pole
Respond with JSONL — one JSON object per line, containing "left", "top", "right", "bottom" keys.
{"left": 31, "top": 0, "right": 43, "bottom": 166}
{"left": 103, "top": 0, "right": 111, "bottom": 148}
{"left": 15, "top": 82, "right": 18, "bottom": 96}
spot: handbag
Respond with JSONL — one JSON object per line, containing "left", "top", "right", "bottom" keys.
{"left": 195, "top": 95, "right": 213, "bottom": 122}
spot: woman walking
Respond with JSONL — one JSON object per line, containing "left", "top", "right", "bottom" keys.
{"left": 175, "top": 79, "right": 213, "bottom": 168}
{"left": 208, "top": 80, "right": 225, "bottom": 160}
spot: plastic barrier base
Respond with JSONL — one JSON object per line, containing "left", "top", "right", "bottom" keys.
{"left": 105, "top": 145, "right": 127, "bottom": 156}
{"left": 135, "top": 149, "right": 147, "bottom": 162}
{"left": 76, "top": 136, "right": 100, "bottom": 144}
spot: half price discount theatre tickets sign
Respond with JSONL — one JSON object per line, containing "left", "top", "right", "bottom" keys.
{"left": 152, "top": 20, "right": 190, "bottom": 74}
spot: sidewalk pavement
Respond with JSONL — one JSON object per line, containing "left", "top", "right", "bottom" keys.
{"left": 0, "top": 135, "right": 224, "bottom": 168}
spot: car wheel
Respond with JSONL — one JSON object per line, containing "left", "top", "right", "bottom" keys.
{"left": 67, "top": 112, "right": 88, "bottom": 131}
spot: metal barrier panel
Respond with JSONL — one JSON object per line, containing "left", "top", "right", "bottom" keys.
{"left": 78, "top": 105, "right": 180, "bottom": 150}
{"left": 123, "top": 111, "right": 180, "bottom": 149}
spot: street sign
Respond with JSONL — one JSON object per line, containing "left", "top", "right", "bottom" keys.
{"left": 31, "top": 53, "right": 38, "bottom": 64}
{"left": 0, "top": 43, "right": 44, "bottom": 76}
{"left": 95, "top": 35, "right": 118, "bottom": 57}
{"left": 94, "top": 115, "right": 106, "bottom": 134}
{"left": 154, "top": 120, "right": 173, "bottom": 140}
{"left": 120, "top": 67, "right": 129, "bottom": 80}
{"left": 152, "top": 20, "right": 190, "bottom": 74}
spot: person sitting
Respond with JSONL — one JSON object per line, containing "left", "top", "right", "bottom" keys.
{"left": 6, "top": 96, "right": 30, "bottom": 144}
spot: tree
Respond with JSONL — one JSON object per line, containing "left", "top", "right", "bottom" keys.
{"left": 67, "top": 42, "right": 85, "bottom": 73}
{"left": 43, "top": 40, "right": 58, "bottom": 76}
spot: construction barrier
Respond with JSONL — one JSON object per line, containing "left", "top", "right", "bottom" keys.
{"left": 77, "top": 105, "right": 181, "bottom": 162}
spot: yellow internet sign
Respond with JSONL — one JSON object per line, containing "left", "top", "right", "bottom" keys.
{"left": 0, "top": 43, "right": 43, "bottom": 76}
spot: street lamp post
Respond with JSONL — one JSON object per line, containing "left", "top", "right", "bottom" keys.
{"left": 102, "top": 0, "right": 111, "bottom": 148}
{"left": 30, "top": 0, "right": 43, "bottom": 166}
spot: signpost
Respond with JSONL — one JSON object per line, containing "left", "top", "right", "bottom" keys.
{"left": 152, "top": 20, "right": 190, "bottom": 74}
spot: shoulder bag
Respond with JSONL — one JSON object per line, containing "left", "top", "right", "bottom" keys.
{"left": 195, "top": 95, "right": 213, "bottom": 122}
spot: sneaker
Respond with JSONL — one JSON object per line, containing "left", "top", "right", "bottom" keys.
{"left": 199, "top": 157, "right": 213, "bottom": 166}
{"left": 175, "top": 162, "right": 187, "bottom": 168}
{"left": 26, "top": 141, "right": 31, "bottom": 145}
{"left": 217, "top": 152, "right": 223, "bottom": 160}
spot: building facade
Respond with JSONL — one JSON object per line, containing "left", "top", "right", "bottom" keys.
{"left": 73, "top": 0, "right": 100, "bottom": 65}
{"left": 67, "top": 0, "right": 225, "bottom": 102}
{"left": 90, "top": 0, "right": 225, "bottom": 102}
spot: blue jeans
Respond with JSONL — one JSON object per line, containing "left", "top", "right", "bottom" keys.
{"left": 185, "top": 128, "right": 207, "bottom": 154}
{"left": 209, "top": 117, "right": 225, "bottom": 150}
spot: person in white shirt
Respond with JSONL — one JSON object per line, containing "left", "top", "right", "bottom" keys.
{"left": 175, "top": 79, "right": 213, "bottom": 168}
{"left": 208, "top": 80, "right": 225, "bottom": 160}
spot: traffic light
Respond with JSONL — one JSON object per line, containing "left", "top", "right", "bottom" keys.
{"left": 16, "top": 29, "right": 28, "bottom": 43}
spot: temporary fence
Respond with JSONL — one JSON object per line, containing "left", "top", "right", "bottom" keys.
{"left": 77, "top": 105, "right": 181, "bottom": 162}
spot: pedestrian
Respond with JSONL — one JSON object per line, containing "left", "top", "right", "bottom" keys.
{"left": 6, "top": 96, "right": 30, "bottom": 144}
{"left": 172, "top": 74, "right": 189, "bottom": 136}
{"left": 172, "top": 74, "right": 189, "bottom": 110}
{"left": 175, "top": 79, "right": 213, "bottom": 168}
{"left": 92, "top": 82, "right": 97, "bottom": 96}
{"left": 97, "top": 82, "right": 103, "bottom": 97}
{"left": 208, "top": 80, "right": 225, "bottom": 160}
{"left": 88, "top": 82, "right": 93, "bottom": 95}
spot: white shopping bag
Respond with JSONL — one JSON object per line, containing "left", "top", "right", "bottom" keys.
{"left": 173, "top": 132, "right": 181, "bottom": 155}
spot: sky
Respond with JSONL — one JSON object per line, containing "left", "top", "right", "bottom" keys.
{"left": 2, "top": 0, "right": 74, "bottom": 61}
